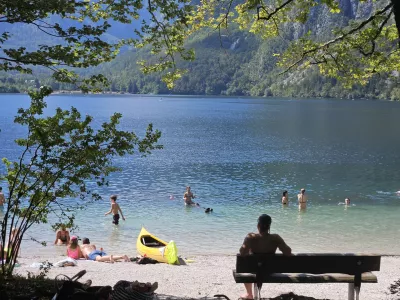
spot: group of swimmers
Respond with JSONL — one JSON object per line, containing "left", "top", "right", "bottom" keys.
{"left": 281, "top": 188, "right": 308, "bottom": 209}
{"left": 183, "top": 186, "right": 352, "bottom": 212}
{"left": 281, "top": 188, "right": 351, "bottom": 208}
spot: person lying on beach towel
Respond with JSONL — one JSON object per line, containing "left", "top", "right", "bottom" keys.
{"left": 80, "top": 237, "right": 129, "bottom": 263}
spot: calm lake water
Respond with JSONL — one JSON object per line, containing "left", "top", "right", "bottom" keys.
{"left": 1, "top": 94, "right": 400, "bottom": 257}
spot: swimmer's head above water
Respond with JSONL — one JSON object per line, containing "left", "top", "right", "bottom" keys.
{"left": 345, "top": 198, "right": 350, "bottom": 205}
{"left": 283, "top": 190, "right": 288, "bottom": 197}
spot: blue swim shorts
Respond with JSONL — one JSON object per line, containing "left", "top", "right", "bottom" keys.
{"left": 88, "top": 249, "right": 107, "bottom": 261}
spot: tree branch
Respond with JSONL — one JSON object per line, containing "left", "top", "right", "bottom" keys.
{"left": 281, "top": 2, "right": 394, "bottom": 74}
{"left": 257, "top": 0, "right": 295, "bottom": 21}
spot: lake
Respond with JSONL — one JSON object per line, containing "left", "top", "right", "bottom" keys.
{"left": 1, "top": 94, "right": 400, "bottom": 257}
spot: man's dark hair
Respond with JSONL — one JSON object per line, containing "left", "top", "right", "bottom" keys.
{"left": 258, "top": 214, "right": 272, "bottom": 233}
{"left": 0, "top": 187, "right": 2, "bottom": 191}
{"left": 283, "top": 190, "right": 287, "bottom": 196}
{"left": 82, "top": 238, "right": 90, "bottom": 244}
{"left": 110, "top": 195, "right": 117, "bottom": 201}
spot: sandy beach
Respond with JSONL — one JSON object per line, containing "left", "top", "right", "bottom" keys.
{"left": 13, "top": 254, "right": 400, "bottom": 300}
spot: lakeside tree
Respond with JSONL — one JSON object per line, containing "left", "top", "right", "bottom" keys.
{"left": 0, "top": 0, "right": 170, "bottom": 277}
{"left": 0, "top": 88, "right": 162, "bottom": 276}
{"left": 0, "top": 0, "right": 193, "bottom": 89}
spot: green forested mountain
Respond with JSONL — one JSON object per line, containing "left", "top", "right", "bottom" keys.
{"left": 1, "top": 0, "right": 400, "bottom": 100}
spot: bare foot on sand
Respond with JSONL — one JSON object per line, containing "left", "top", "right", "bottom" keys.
{"left": 240, "top": 294, "right": 253, "bottom": 300}
{"left": 123, "top": 255, "right": 130, "bottom": 262}
{"left": 110, "top": 255, "right": 115, "bottom": 263}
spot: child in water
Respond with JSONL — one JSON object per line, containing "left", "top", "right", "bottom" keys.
{"left": 104, "top": 195, "right": 126, "bottom": 225}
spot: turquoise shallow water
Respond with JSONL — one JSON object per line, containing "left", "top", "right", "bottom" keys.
{"left": 1, "top": 94, "right": 400, "bottom": 256}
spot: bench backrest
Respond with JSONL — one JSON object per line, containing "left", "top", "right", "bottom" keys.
{"left": 236, "top": 254, "right": 381, "bottom": 275}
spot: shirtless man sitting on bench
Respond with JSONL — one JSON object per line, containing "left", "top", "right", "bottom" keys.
{"left": 239, "top": 214, "right": 292, "bottom": 300}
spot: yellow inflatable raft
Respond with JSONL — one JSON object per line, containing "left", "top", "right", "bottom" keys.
{"left": 136, "top": 227, "right": 178, "bottom": 264}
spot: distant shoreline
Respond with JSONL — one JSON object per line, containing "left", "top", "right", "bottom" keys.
{"left": 0, "top": 91, "right": 397, "bottom": 101}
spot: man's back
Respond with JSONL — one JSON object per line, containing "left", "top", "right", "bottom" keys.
{"left": 111, "top": 202, "right": 120, "bottom": 214}
{"left": 240, "top": 232, "right": 291, "bottom": 256}
{"left": 238, "top": 214, "right": 292, "bottom": 300}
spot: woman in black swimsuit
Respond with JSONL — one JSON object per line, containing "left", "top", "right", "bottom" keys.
{"left": 282, "top": 190, "right": 288, "bottom": 205}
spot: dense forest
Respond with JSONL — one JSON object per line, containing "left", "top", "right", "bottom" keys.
{"left": 1, "top": 0, "right": 399, "bottom": 100}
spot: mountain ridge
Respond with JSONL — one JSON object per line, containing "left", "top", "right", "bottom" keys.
{"left": 1, "top": 0, "right": 399, "bottom": 100}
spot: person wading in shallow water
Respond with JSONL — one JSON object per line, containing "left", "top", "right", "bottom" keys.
{"left": 183, "top": 186, "right": 198, "bottom": 206}
{"left": 239, "top": 214, "right": 292, "bottom": 300}
{"left": 297, "top": 188, "right": 308, "bottom": 209}
{"left": 282, "top": 190, "right": 289, "bottom": 205}
{"left": 104, "top": 195, "right": 126, "bottom": 225}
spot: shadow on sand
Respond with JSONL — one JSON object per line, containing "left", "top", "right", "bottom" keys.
{"left": 156, "top": 293, "right": 330, "bottom": 300}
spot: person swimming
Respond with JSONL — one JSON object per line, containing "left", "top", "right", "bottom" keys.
{"left": 345, "top": 198, "right": 351, "bottom": 205}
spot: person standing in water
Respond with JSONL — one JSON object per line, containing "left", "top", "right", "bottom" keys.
{"left": 104, "top": 195, "right": 126, "bottom": 225}
{"left": 282, "top": 190, "right": 288, "bottom": 205}
{"left": 183, "top": 186, "right": 197, "bottom": 206}
{"left": 297, "top": 188, "right": 307, "bottom": 209}
{"left": 0, "top": 187, "right": 5, "bottom": 207}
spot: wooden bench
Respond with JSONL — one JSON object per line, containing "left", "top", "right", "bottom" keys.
{"left": 233, "top": 254, "right": 381, "bottom": 300}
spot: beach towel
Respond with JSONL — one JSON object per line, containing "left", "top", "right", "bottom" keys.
{"left": 54, "top": 257, "right": 78, "bottom": 267}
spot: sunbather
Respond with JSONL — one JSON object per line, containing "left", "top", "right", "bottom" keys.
{"left": 239, "top": 214, "right": 292, "bottom": 300}
{"left": 80, "top": 237, "right": 129, "bottom": 263}
{"left": 67, "top": 236, "right": 83, "bottom": 259}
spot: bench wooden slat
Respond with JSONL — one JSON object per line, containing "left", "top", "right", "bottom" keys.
{"left": 236, "top": 254, "right": 381, "bottom": 275}
{"left": 233, "top": 271, "right": 378, "bottom": 284}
